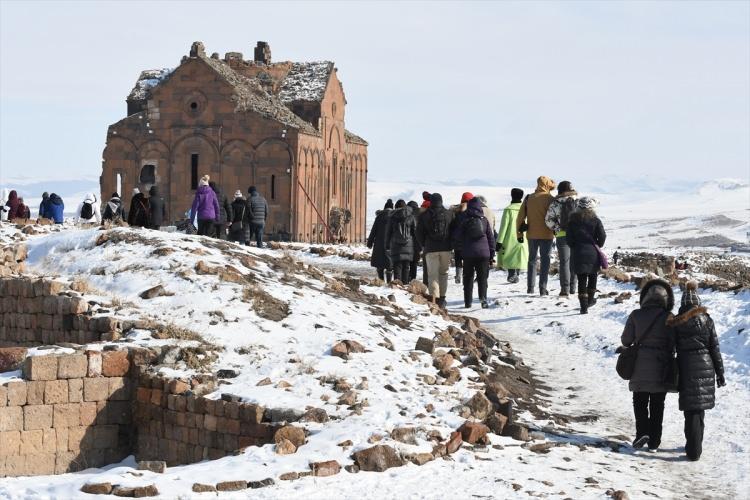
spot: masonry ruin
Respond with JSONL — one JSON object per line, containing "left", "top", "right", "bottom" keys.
{"left": 101, "top": 41, "right": 368, "bottom": 244}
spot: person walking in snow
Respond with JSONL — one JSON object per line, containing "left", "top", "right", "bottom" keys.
{"left": 667, "top": 281, "right": 726, "bottom": 461}
{"left": 102, "top": 192, "right": 124, "bottom": 222}
{"left": 46, "top": 193, "right": 64, "bottom": 224}
{"left": 453, "top": 197, "right": 495, "bottom": 308}
{"left": 496, "top": 188, "right": 528, "bottom": 283}
{"left": 246, "top": 186, "right": 268, "bottom": 247}
{"left": 620, "top": 279, "right": 675, "bottom": 452}
{"left": 76, "top": 193, "right": 102, "bottom": 224}
{"left": 147, "top": 185, "right": 166, "bottom": 229}
{"left": 451, "top": 192, "right": 473, "bottom": 284}
{"left": 228, "top": 190, "right": 249, "bottom": 244}
{"left": 566, "top": 197, "right": 606, "bottom": 313}
{"left": 385, "top": 199, "right": 417, "bottom": 283}
{"left": 407, "top": 200, "right": 422, "bottom": 282}
{"left": 416, "top": 193, "right": 455, "bottom": 309}
{"left": 613, "top": 249, "right": 621, "bottom": 266}
{"left": 367, "top": 199, "right": 394, "bottom": 282}
{"left": 128, "top": 188, "right": 150, "bottom": 228}
{"left": 545, "top": 181, "right": 579, "bottom": 297}
{"left": 191, "top": 175, "right": 220, "bottom": 237}
{"left": 516, "top": 176, "right": 556, "bottom": 296}
{"left": 209, "top": 181, "right": 233, "bottom": 239}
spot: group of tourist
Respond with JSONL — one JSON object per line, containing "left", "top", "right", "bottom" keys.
{"left": 368, "top": 176, "right": 725, "bottom": 462}
{"left": 367, "top": 176, "right": 608, "bottom": 314}
{"left": 1, "top": 178, "right": 271, "bottom": 248}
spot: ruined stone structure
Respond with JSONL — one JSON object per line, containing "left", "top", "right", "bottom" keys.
{"left": 101, "top": 41, "right": 368, "bottom": 243}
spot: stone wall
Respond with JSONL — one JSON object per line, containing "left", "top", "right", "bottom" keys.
{"left": 0, "top": 277, "right": 121, "bottom": 347}
{"left": 133, "top": 372, "right": 277, "bottom": 466}
{"left": 1, "top": 243, "right": 26, "bottom": 277}
{"left": 0, "top": 349, "right": 134, "bottom": 476}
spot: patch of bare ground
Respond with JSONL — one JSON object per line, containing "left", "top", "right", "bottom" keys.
{"left": 243, "top": 286, "right": 290, "bottom": 321}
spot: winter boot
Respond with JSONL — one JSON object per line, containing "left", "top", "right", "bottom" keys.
{"left": 578, "top": 294, "right": 589, "bottom": 314}
{"left": 481, "top": 300, "right": 489, "bottom": 309}
{"left": 632, "top": 435, "right": 649, "bottom": 449}
{"left": 438, "top": 297, "right": 447, "bottom": 311}
{"left": 540, "top": 288, "right": 549, "bottom": 296}
{"left": 455, "top": 267, "right": 462, "bottom": 284}
{"left": 587, "top": 289, "right": 597, "bottom": 307}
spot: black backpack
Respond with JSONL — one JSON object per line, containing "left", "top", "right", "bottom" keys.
{"left": 80, "top": 201, "right": 93, "bottom": 220}
{"left": 464, "top": 216, "right": 486, "bottom": 241}
{"left": 393, "top": 215, "right": 411, "bottom": 245}
{"left": 429, "top": 209, "right": 450, "bottom": 241}
{"left": 559, "top": 197, "right": 577, "bottom": 231}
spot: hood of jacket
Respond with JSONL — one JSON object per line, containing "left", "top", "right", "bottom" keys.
{"left": 82, "top": 193, "right": 96, "bottom": 203}
{"left": 640, "top": 279, "right": 675, "bottom": 311}
{"left": 535, "top": 176, "right": 556, "bottom": 193}
{"left": 7, "top": 190, "right": 17, "bottom": 201}
{"left": 196, "top": 185, "right": 213, "bottom": 196}
{"left": 429, "top": 193, "right": 444, "bottom": 209}
{"left": 466, "top": 198, "right": 484, "bottom": 218}
{"left": 149, "top": 186, "right": 160, "bottom": 197}
{"left": 391, "top": 206, "right": 412, "bottom": 221}
{"left": 50, "top": 194, "right": 63, "bottom": 205}
{"left": 556, "top": 190, "right": 577, "bottom": 199}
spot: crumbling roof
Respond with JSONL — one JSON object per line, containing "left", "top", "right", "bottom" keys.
{"left": 345, "top": 129, "right": 368, "bottom": 146}
{"left": 278, "top": 62, "right": 334, "bottom": 103}
{"left": 127, "top": 68, "right": 174, "bottom": 101}
{"left": 200, "top": 57, "right": 318, "bottom": 135}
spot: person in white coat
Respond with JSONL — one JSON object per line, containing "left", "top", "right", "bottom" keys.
{"left": 76, "top": 193, "right": 102, "bottom": 224}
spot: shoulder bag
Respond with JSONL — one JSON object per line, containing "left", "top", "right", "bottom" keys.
{"left": 616, "top": 312, "right": 663, "bottom": 380}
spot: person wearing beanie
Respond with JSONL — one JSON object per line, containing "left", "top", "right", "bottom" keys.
{"left": 452, "top": 197, "right": 495, "bottom": 308}
{"left": 102, "top": 192, "right": 124, "bottom": 222}
{"left": 566, "top": 196, "right": 606, "bottom": 313}
{"left": 516, "top": 176, "right": 556, "bottom": 295}
{"left": 245, "top": 186, "right": 268, "bottom": 247}
{"left": 620, "top": 279, "right": 675, "bottom": 452}
{"left": 191, "top": 174, "right": 220, "bottom": 236}
{"left": 451, "top": 194, "right": 474, "bottom": 285}
{"left": 367, "top": 199, "right": 395, "bottom": 282}
{"left": 496, "top": 188, "right": 528, "bottom": 283}
{"left": 385, "top": 199, "right": 417, "bottom": 284}
{"left": 545, "top": 180, "right": 579, "bottom": 297}
{"left": 416, "top": 192, "right": 455, "bottom": 309}
{"left": 228, "top": 190, "right": 249, "bottom": 245}
{"left": 667, "top": 281, "right": 726, "bottom": 461}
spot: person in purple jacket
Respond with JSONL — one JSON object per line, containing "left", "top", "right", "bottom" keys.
{"left": 191, "top": 175, "right": 220, "bottom": 236}
{"left": 452, "top": 197, "right": 495, "bottom": 309}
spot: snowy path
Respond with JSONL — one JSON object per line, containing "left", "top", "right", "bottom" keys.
{"left": 303, "top": 254, "right": 749, "bottom": 499}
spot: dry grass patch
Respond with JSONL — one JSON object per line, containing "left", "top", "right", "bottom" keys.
{"left": 243, "top": 286, "right": 290, "bottom": 321}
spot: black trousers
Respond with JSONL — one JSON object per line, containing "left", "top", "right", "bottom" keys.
{"left": 213, "top": 223, "right": 225, "bottom": 239}
{"left": 392, "top": 259, "right": 410, "bottom": 284}
{"left": 633, "top": 392, "right": 666, "bottom": 448}
{"left": 409, "top": 255, "right": 420, "bottom": 282}
{"left": 197, "top": 219, "right": 214, "bottom": 236}
{"left": 376, "top": 268, "right": 393, "bottom": 283}
{"left": 422, "top": 254, "right": 429, "bottom": 285}
{"left": 507, "top": 269, "right": 520, "bottom": 280}
{"left": 455, "top": 250, "right": 463, "bottom": 269}
{"left": 463, "top": 257, "right": 489, "bottom": 306}
{"left": 684, "top": 410, "right": 705, "bottom": 460}
{"left": 577, "top": 273, "right": 598, "bottom": 295}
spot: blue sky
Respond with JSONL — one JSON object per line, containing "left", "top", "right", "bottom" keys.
{"left": 1, "top": 0, "right": 748, "bottom": 186}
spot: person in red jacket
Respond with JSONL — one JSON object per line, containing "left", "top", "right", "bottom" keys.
{"left": 420, "top": 191, "right": 431, "bottom": 209}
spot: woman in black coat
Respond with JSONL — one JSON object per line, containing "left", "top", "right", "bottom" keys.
{"left": 620, "top": 279, "right": 675, "bottom": 451}
{"left": 667, "top": 281, "right": 725, "bottom": 461}
{"left": 385, "top": 200, "right": 417, "bottom": 284}
{"left": 566, "top": 196, "right": 606, "bottom": 314}
{"left": 367, "top": 199, "right": 394, "bottom": 282}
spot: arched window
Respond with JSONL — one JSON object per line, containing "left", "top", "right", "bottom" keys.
{"left": 271, "top": 175, "right": 276, "bottom": 200}
{"left": 139, "top": 164, "right": 156, "bottom": 185}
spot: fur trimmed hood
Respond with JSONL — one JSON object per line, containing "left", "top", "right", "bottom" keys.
{"left": 639, "top": 279, "right": 675, "bottom": 311}
{"left": 666, "top": 306, "right": 708, "bottom": 327}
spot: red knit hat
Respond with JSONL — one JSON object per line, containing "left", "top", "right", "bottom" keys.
{"left": 461, "top": 192, "right": 474, "bottom": 203}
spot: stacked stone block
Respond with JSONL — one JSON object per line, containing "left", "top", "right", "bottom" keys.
{"left": 0, "top": 277, "right": 121, "bottom": 347}
{"left": 0, "top": 350, "right": 134, "bottom": 476}
{"left": 134, "top": 373, "right": 276, "bottom": 466}
{"left": 0, "top": 244, "right": 27, "bottom": 277}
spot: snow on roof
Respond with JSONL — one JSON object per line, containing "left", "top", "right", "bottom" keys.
{"left": 127, "top": 68, "right": 174, "bottom": 101}
{"left": 279, "top": 61, "right": 334, "bottom": 103}
{"left": 345, "top": 129, "right": 368, "bottom": 146}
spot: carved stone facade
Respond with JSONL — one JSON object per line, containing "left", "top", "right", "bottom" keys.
{"left": 101, "top": 41, "right": 367, "bottom": 243}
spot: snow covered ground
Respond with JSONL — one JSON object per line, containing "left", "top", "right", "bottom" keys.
{"left": 1, "top": 226, "right": 747, "bottom": 499}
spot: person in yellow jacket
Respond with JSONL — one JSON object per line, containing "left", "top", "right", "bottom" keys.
{"left": 516, "top": 176, "right": 556, "bottom": 295}
{"left": 496, "top": 188, "right": 529, "bottom": 283}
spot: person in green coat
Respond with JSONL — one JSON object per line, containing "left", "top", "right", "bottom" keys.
{"left": 496, "top": 188, "right": 529, "bottom": 283}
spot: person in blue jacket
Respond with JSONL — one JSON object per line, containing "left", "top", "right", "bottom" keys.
{"left": 46, "top": 193, "right": 65, "bottom": 224}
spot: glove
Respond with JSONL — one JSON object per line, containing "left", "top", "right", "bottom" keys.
{"left": 517, "top": 237, "right": 524, "bottom": 244}
{"left": 717, "top": 374, "right": 726, "bottom": 387}
{"left": 495, "top": 242, "right": 503, "bottom": 252}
